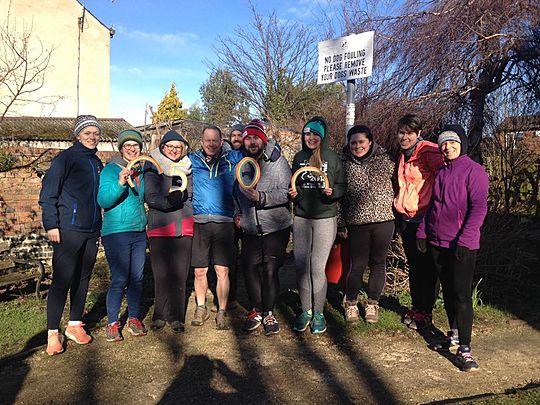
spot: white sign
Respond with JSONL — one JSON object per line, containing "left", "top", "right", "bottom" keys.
{"left": 317, "top": 31, "right": 374, "bottom": 84}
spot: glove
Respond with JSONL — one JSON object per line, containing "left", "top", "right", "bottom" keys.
{"left": 454, "top": 245, "right": 469, "bottom": 261}
{"left": 416, "top": 238, "right": 427, "bottom": 253}
{"left": 167, "top": 190, "right": 184, "bottom": 207}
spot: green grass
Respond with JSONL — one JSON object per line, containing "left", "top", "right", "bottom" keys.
{"left": 468, "top": 385, "right": 540, "bottom": 404}
{"left": 0, "top": 297, "right": 46, "bottom": 357}
{"left": 475, "top": 303, "right": 510, "bottom": 323}
{"left": 0, "top": 262, "right": 531, "bottom": 361}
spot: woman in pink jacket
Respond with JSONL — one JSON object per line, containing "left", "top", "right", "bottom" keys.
{"left": 394, "top": 114, "right": 444, "bottom": 329}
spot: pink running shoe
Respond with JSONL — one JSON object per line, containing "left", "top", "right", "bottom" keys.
{"left": 65, "top": 323, "right": 93, "bottom": 344}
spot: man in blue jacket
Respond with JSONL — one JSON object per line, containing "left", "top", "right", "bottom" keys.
{"left": 189, "top": 125, "right": 243, "bottom": 329}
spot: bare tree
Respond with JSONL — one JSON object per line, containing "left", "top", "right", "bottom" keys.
{"left": 213, "top": 3, "right": 340, "bottom": 127}
{"left": 0, "top": 10, "right": 56, "bottom": 121}
{"left": 342, "top": 0, "right": 540, "bottom": 162}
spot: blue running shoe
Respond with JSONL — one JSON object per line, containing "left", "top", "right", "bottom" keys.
{"left": 311, "top": 311, "right": 327, "bottom": 334}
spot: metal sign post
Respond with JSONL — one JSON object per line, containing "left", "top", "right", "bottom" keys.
{"left": 346, "top": 79, "right": 356, "bottom": 143}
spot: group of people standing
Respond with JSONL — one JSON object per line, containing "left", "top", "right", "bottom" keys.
{"left": 39, "top": 113, "right": 488, "bottom": 372}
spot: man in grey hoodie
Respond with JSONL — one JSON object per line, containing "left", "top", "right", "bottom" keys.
{"left": 233, "top": 119, "right": 292, "bottom": 336}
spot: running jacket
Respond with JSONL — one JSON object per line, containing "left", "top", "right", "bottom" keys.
{"left": 145, "top": 147, "right": 194, "bottom": 238}
{"left": 233, "top": 139, "right": 292, "bottom": 235}
{"left": 189, "top": 144, "right": 243, "bottom": 219}
{"left": 417, "top": 155, "right": 489, "bottom": 250}
{"left": 39, "top": 141, "right": 103, "bottom": 233}
{"left": 394, "top": 141, "right": 444, "bottom": 219}
{"left": 97, "top": 154, "right": 147, "bottom": 237}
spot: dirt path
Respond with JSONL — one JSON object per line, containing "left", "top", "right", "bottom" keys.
{"left": 2, "top": 254, "right": 540, "bottom": 405}
{"left": 2, "top": 294, "right": 539, "bottom": 404}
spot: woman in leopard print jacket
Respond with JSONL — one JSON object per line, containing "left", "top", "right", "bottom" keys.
{"left": 338, "top": 125, "right": 396, "bottom": 324}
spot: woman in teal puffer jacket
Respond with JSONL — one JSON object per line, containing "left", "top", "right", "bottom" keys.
{"left": 98, "top": 129, "right": 148, "bottom": 342}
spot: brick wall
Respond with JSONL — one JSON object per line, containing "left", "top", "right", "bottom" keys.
{"left": 0, "top": 166, "right": 44, "bottom": 235}
{"left": 0, "top": 145, "right": 114, "bottom": 237}
{"left": 0, "top": 134, "right": 301, "bottom": 238}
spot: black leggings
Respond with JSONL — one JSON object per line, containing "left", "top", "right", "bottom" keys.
{"left": 47, "top": 230, "right": 99, "bottom": 330}
{"left": 345, "top": 221, "right": 394, "bottom": 302}
{"left": 242, "top": 228, "right": 289, "bottom": 312}
{"left": 401, "top": 221, "right": 439, "bottom": 313}
{"left": 149, "top": 236, "right": 192, "bottom": 323}
{"left": 430, "top": 245, "right": 476, "bottom": 346}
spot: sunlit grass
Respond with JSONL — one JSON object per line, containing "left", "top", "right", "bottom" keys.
{"left": 0, "top": 297, "right": 46, "bottom": 357}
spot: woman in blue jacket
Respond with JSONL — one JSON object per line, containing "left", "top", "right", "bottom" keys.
{"left": 97, "top": 129, "right": 148, "bottom": 342}
{"left": 39, "top": 115, "right": 103, "bottom": 356}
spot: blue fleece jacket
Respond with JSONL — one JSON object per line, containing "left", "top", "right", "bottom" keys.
{"left": 189, "top": 146, "right": 243, "bottom": 220}
{"left": 39, "top": 141, "right": 103, "bottom": 233}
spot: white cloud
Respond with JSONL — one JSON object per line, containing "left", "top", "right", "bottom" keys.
{"left": 116, "top": 25, "right": 199, "bottom": 45}
{"left": 286, "top": 7, "right": 311, "bottom": 19}
{"left": 111, "top": 64, "right": 204, "bottom": 81}
{"left": 110, "top": 65, "right": 142, "bottom": 74}
{"left": 288, "top": 0, "right": 337, "bottom": 19}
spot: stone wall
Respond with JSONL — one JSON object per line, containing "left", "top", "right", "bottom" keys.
{"left": 0, "top": 233, "right": 53, "bottom": 263}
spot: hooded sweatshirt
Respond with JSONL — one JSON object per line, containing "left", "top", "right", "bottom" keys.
{"left": 39, "top": 141, "right": 103, "bottom": 233}
{"left": 145, "top": 133, "right": 194, "bottom": 238}
{"left": 233, "top": 139, "right": 292, "bottom": 235}
{"left": 417, "top": 126, "right": 489, "bottom": 250}
{"left": 339, "top": 143, "right": 395, "bottom": 227}
{"left": 97, "top": 154, "right": 146, "bottom": 237}
{"left": 291, "top": 120, "right": 346, "bottom": 219}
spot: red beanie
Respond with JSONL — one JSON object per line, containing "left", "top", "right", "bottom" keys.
{"left": 242, "top": 119, "right": 268, "bottom": 144}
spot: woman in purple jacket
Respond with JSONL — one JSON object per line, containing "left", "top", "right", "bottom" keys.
{"left": 416, "top": 124, "right": 489, "bottom": 372}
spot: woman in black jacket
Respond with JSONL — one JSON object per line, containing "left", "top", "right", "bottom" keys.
{"left": 39, "top": 115, "right": 103, "bottom": 356}
{"left": 145, "top": 130, "right": 194, "bottom": 333}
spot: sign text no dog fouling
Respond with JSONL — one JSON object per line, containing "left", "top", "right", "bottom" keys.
{"left": 317, "top": 31, "right": 374, "bottom": 84}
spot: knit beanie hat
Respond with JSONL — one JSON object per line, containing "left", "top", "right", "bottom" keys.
{"left": 242, "top": 119, "right": 268, "bottom": 144}
{"left": 438, "top": 124, "right": 468, "bottom": 155}
{"left": 159, "top": 130, "right": 190, "bottom": 150}
{"left": 303, "top": 117, "right": 326, "bottom": 139}
{"left": 74, "top": 114, "right": 101, "bottom": 137}
{"left": 229, "top": 124, "right": 245, "bottom": 136}
{"left": 117, "top": 129, "right": 143, "bottom": 149}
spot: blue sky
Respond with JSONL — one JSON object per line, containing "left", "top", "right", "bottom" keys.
{"left": 84, "top": 0, "right": 339, "bottom": 125}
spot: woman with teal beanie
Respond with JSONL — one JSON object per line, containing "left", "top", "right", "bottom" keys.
{"left": 98, "top": 129, "right": 148, "bottom": 342}
{"left": 289, "top": 116, "right": 346, "bottom": 334}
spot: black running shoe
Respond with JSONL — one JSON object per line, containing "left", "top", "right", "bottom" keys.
{"left": 262, "top": 312, "right": 280, "bottom": 336}
{"left": 456, "top": 346, "right": 480, "bottom": 372}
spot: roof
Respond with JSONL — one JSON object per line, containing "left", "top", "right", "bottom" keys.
{"left": 136, "top": 119, "right": 210, "bottom": 147}
{"left": 497, "top": 114, "right": 540, "bottom": 132}
{"left": 0, "top": 117, "right": 134, "bottom": 141}
{"left": 75, "top": 0, "right": 112, "bottom": 32}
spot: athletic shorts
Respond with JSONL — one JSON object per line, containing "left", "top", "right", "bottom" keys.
{"left": 191, "top": 222, "right": 235, "bottom": 267}
{"left": 241, "top": 227, "right": 290, "bottom": 266}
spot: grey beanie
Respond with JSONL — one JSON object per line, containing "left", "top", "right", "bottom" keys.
{"left": 437, "top": 130, "right": 461, "bottom": 147}
{"left": 229, "top": 124, "right": 245, "bottom": 136}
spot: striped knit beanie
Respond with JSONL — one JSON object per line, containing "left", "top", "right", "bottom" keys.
{"left": 74, "top": 115, "right": 102, "bottom": 137}
{"left": 242, "top": 119, "right": 268, "bottom": 144}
